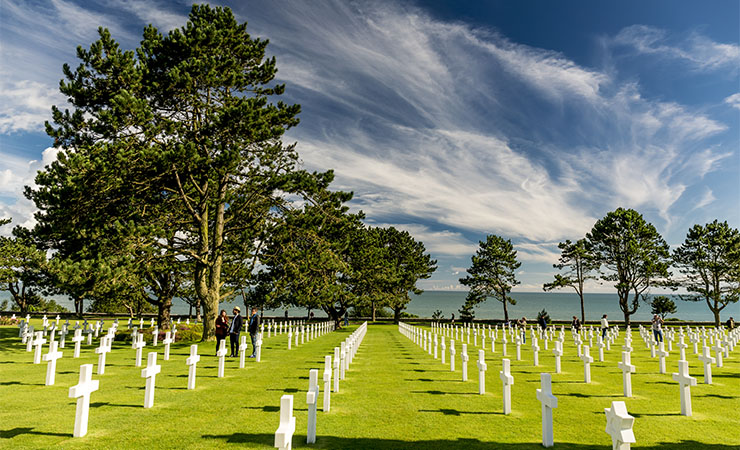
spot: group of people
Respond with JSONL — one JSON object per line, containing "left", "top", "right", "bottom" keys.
{"left": 214, "top": 306, "right": 260, "bottom": 358}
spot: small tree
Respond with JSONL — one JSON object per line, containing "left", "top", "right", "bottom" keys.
{"left": 459, "top": 294, "right": 477, "bottom": 323}
{"left": 673, "top": 220, "right": 740, "bottom": 326}
{"left": 543, "top": 239, "right": 597, "bottom": 323}
{"left": 650, "top": 295, "right": 677, "bottom": 320}
{"left": 459, "top": 234, "right": 520, "bottom": 322}
{"left": 0, "top": 221, "right": 47, "bottom": 314}
{"left": 536, "top": 309, "right": 551, "bottom": 325}
{"left": 587, "top": 208, "right": 670, "bottom": 326}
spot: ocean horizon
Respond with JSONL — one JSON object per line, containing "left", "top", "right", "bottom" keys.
{"left": 2, "top": 290, "right": 737, "bottom": 322}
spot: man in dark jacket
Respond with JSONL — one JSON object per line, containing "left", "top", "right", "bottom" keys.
{"left": 229, "top": 306, "right": 244, "bottom": 357}
{"left": 248, "top": 307, "right": 260, "bottom": 358}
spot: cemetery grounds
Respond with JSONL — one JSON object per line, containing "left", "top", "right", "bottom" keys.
{"left": 0, "top": 320, "right": 738, "bottom": 449}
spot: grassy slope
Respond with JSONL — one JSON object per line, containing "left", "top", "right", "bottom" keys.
{"left": 0, "top": 321, "right": 738, "bottom": 449}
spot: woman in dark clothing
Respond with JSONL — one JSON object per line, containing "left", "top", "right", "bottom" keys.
{"left": 215, "top": 309, "right": 229, "bottom": 355}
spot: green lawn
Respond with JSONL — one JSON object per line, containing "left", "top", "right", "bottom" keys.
{"left": 0, "top": 321, "right": 738, "bottom": 449}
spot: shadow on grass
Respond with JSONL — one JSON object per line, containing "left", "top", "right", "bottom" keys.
{"left": 419, "top": 409, "right": 502, "bottom": 416}
{"left": 703, "top": 393, "right": 737, "bottom": 400}
{"left": 0, "top": 427, "right": 69, "bottom": 438}
{"left": 0, "top": 381, "right": 43, "bottom": 386}
{"left": 203, "top": 433, "right": 739, "bottom": 449}
{"left": 266, "top": 388, "right": 299, "bottom": 393}
{"left": 244, "top": 405, "right": 280, "bottom": 412}
{"left": 90, "top": 402, "right": 139, "bottom": 408}
{"left": 568, "top": 392, "right": 623, "bottom": 399}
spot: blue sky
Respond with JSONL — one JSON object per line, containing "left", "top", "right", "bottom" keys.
{"left": 1, "top": 0, "right": 738, "bottom": 293}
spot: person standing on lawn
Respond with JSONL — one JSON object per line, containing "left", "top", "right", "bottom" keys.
{"left": 229, "top": 306, "right": 244, "bottom": 357}
{"left": 248, "top": 307, "right": 260, "bottom": 358}
{"left": 215, "top": 310, "right": 229, "bottom": 356}
{"left": 651, "top": 314, "right": 664, "bottom": 342}
{"left": 600, "top": 314, "right": 609, "bottom": 339}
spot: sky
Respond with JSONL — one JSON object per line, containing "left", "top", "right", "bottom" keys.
{"left": 1, "top": 0, "right": 739, "bottom": 293}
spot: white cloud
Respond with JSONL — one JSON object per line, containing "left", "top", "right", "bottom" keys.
{"left": 367, "top": 222, "right": 477, "bottom": 257}
{"left": 614, "top": 25, "right": 740, "bottom": 72}
{"left": 0, "top": 80, "right": 65, "bottom": 133}
{"left": 725, "top": 93, "right": 740, "bottom": 110}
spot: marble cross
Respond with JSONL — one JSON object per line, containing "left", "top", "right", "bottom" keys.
{"left": 618, "top": 351, "right": 636, "bottom": 397}
{"left": 134, "top": 333, "right": 146, "bottom": 367}
{"left": 441, "top": 337, "right": 447, "bottom": 365}
{"left": 43, "top": 339, "right": 63, "bottom": 386}
{"left": 72, "top": 329, "right": 84, "bottom": 358}
{"left": 449, "top": 340, "right": 456, "bottom": 372}
{"left": 33, "top": 331, "right": 47, "bottom": 364}
{"left": 162, "top": 331, "right": 173, "bottom": 361}
{"left": 323, "top": 355, "right": 332, "bottom": 412}
{"left": 552, "top": 340, "right": 563, "bottom": 373}
{"left": 461, "top": 343, "right": 469, "bottom": 382}
{"left": 536, "top": 372, "right": 558, "bottom": 448}
{"left": 532, "top": 337, "right": 540, "bottom": 367}
{"left": 288, "top": 329, "right": 292, "bottom": 350}
{"left": 95, "top": 336, "right": 111, "bottom": 375}
{"left": 677, "top": 336, "right": 688, "bottom": 361}
{"left": 697, "top": 346, "right": 715, "bottom": 384}
{"left": 433, "top": 334, "right": 438, "bottom": 359}
{"left": 656, "top": 342, "right": 669, "bottom": 374}
{"left": 333, "top": 347, "right": 340, "bottom": 393}
{"left": 152, "top": 327, "right": 159, "bottom": 346}
{"left": 499, "top": 358, "right": 514, "bottom": 415}
{"left": 711, "top": 341, "right": 724, "bottom": 368}
{"left": 69, "top": 364, "right": 99, "bottom": 437}
{"left": 186, "top": 344, "right": 200, "bottom": 390}
{"left": 239, "top": 335, "right": 249, "bottom": 369}
{"left": 274, "top": 395, "right": 295, "bottom": 450}
{"left": 141, "top": 352, "right": 161, "bottom": 408}
{"left": 597, "top": 336, "right": 606, "bottom": 362}
{"left": 672, "top": 360, "right": 697, "bottom": 416}
{"left": 256, "top": 333, "right": 263, "bottom": 362}
{"left": 581, "top": 345, "right": 594, "bottom": 383}
{"left": 515, "top": 335, "right": 522, "bottom": 361}
{"left": 217, "top": 339, "right": 227, "bottom": 378}
{"left": 605, "top": 401, "right": 636, "bottom": 450}
{"left": 306, "top": 369, "right": 320, "bottom": 444}
{"left": 477, "top": 349, "right": 487, "bottom": 395}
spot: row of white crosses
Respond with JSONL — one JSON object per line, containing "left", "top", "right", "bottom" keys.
{"left": 273, "top": 322, "right": 368, "bottom": 450}
{"left": 286, "top": 321, "right": 336, "bottom": 350}
{"left": 407, "top": 322, "right": 637, "bottom": 449}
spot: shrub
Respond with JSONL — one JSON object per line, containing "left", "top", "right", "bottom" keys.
{"left": 0, "top": 316, "right": 20, "bottom": 326}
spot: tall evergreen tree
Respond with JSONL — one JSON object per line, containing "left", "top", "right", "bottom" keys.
{"left": 459, "top": 234, "right": 521, "bottom": 322}
{"left": 30, "top": 5, "right": 302, "bottom": 340}
{"left": 587, "top": 208, "right": 670, "bottom": 326}
{"left": 673, "top": 220, "right": 740, "bottom": 326}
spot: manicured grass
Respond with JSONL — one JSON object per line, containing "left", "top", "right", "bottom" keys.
{"left": 0, "top": 321, "right": 738, "bottom": 449}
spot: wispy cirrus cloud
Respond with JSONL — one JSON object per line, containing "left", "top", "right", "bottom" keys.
{"left": 613, "top": 25, "right": 740, "bottom": 72}
{"left": 725, "top": 93, "right": 740, "bottom": 110}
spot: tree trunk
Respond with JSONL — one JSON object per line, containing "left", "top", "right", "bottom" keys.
{"left": 579, "top": 293, "right": 585, "bottom": 324}
{"left": 372, "top": 301, "right": 376, "bottom": 322}
{"left": 502, "top": 297, "right": 509, "bottom": 323}
{"left": 393, "top": 306, "right": 401, "bottom": 324}
{"left": 712, "top": 308, "right": 721, "bottom": 327}
{"left": 158, "top": 296, "right": 173, "bottom": 329}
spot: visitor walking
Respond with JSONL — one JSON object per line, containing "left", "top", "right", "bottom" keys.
{"left": 571, "top": 316, "right": 581, "bottom": 332}
{"left": 247, "top": 307, "right": 260, "bottom": 358}
{"left": 651, "top": 314, "right": 664, "bottom": 342}
{"left": 229, "top": 306, "right": 243, "bottom": 357}
{"left": 600, "top": 314, "right": 609, "bottom": 339}
{"left": 215, "top": 310, "right": 229, "bottom": 355}
{"left": 344, "top": 311, "right": 349, "bottom": 327}
{"left": 538, "top": 315, "right": 547, "bottom": 330}
{"left": 726, "top": 317, "right": 735, "bottom": 329}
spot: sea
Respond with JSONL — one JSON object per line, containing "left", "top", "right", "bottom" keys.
{"left": 2, "top": 290, "right": 737, "bottom": 322}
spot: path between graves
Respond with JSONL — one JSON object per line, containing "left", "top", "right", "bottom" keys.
{"left": 327, "top": 325, "right": 543, "bottom": 448}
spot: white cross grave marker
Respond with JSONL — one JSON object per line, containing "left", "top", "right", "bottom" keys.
{"left": 69, "top": 364, "right": 99, "bottom": 437}
{"left": 95, "top": 336, "right": 111, "bottom": 375}
{"left": 605, "top": 401, "right": 636, "bottom": 450}
{"left": 323, "top": 355, "right": 332, "bottom": 412}
{"left": 553, "top": 340, "right": 563, "bottom": 373}
{"left": 618, "top": 351, "right": 636, "bottom": 397}
{"left": 461, "top": 343, "right": 469, "bottom": 381}
{"left": 697, "top": 345, "right": 715, "bottom": 384}
{"left": 333, "top": 347, "right": 340, "bottom": 392}
{"left": 186, "top": 344, "right": 200, "bottom": 390}
{"left": 274, "top": 395, "right": 295, "bottom": 450}
{"left": 162, "top": 331, "right": 173, "bottom": 361}
{"left": 71, "top": 329, "right": 84, "bottom": 358}
{"left": 449, "top": 340, "right": 456, "bottom": 372}
{"left": 672, "top": 360, "right": 697, "bottom": 416}
{"left": 477, "top": 349, "right": 487, "bottom": 395}
{"left": 712, "top": 341, "right": 724, "bottom": 368}
{"left": 239, "top": 335, "right": 249, "bottom": 369}
{"left": 134, "top": 332, "right": 146, "bottom": 367}
{"left": 217, "top": 339, "right": 227, "bottom": 378}
{"left": 536, "top": 372, "right": 558, "bottom": 448}
{"left": 256, "top": 333, "right": 263, "bottom": 362}
{"left": 141, "top": 352, "right": 161, "bottom": 408}
{"left": 581, "top": 345, "right": 594, "bottom": 383}
{"left": 656, "top": 342, "right": 669, "bottom": 374}
{"left": 43, "top": 339, "right": 63, "bottom": 385}
{"left": 499, "top": 358, "right": 514, "bottom": 415}
{"left": 306, "top": 369, "right": 319, "bottom": 444}
{"left": 33, "top": 331, "right": 47, "bottom": 364}
{"left": 532, "top": 337, "right": 540, "bottom": 366}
